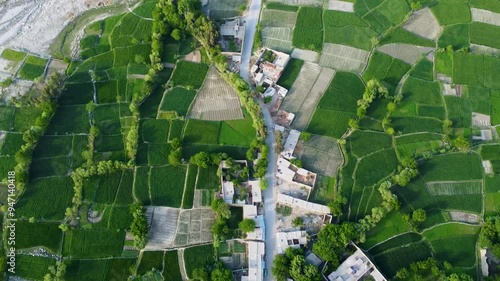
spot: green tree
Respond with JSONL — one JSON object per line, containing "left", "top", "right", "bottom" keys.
{"left": 171, "top": 28, "right": 183, "bottom": 41}
{"left": 211, "top": 268, "right": 232, "bottom": 281}
{"left": 239, "top": 218, "right": 256, "bottom": 233}
{"left": 289, "top": 255, "right": 321, "bottom": 281}
{"left": 190, "top": 151, "right": 211, "bottom": 168}
{"left": 272, "top": 254, "right": 290, "bottom": 281}
{"left": 292, "top": 217, "right": 304, "bottom": 228}
{"left": 312, "top": 223, "right": 358, "bottom": 267}
{"left": 411, "top": 209, "right": 427, "bottom": 224}
{"left": 300, "top": 132, "right": 312, "bottom": 142}
{"left": 192, "top": 267, "right": 209, "bottom": 281}
{"left": 453, "top": 136, "right": 470, "bottom": 152}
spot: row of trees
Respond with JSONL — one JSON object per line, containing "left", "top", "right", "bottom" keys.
{"left": 61, "top": 160, "right": 128, "bottom": 230}
{"left": 13, "top": 73, "right": 64, "bottom": 193}
{"left": 395, "top": 257, "right": 473, "bottom": 281}
{"left": 130, "top": 203, "right": 149, "bottom": 249}
{"left": 192, "top": 262, "right": 233, "bottom": 281}
{"left": 81, "top": 101, "right": 99, "bottom": 167}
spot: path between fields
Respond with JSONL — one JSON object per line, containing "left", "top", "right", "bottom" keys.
{"left": 178, "top": 248, "right": 188, "bottom": 281}
{"left": 239, "top": 0, "right": 276, "bottom": 280}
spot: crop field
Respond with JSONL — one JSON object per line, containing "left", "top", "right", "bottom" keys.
{"left": 401, "top": 77, "right": 442, "bottom": 106}
{"left": 323, "top": 10, "right": 377, "bottom": 50}
{"left": 470, "top": 22, "right": 500, "bottom": 49}
{"left": 420, "top": 153, "right": 483, "bottom": 182}
{"left": 319, "top": 43, "right": 369, "bottom": 72}
{"left": 438, "top": 24, "right": 470, "bottom": 49}
{"left": 355, "top": 148, "right": 398, "bottom": 186}
{"left": 367, "top": 232, "right": 423, "bottom": 255}
{"left": 423, "top": 223, "right": 479, "bottom": 266}
{"left": 378, "top": 43, "right": 434, "bottom": 65}
{"left": 425, "top": 180, "right": 482, "bottom": 196}
{"left": 292, "top": 7, "right": 323, "bottom": 51}
{"left": 1, "top": 48, "right": 26, "bottom": 61}
{"left": 373, "top": 241, "right": 433, "bottom": 278}
{"left": 12, "top": 255, "right": 56, "bottom": 280}
{"left": 349, "top": 130, "right": 392, "bottom": 157}
{"left": 299, "top": 135, "right": 342, "bottom": 177}
{"left": 277, "top": 58, "right": 304, "bottom": 89}
{"left": 170, "top": 61, "right": 209, "bottom": 90}
{"left": 17, "top": 177, "right": 74, "bottom": 220}
{"left": 308, "top": 109, "right": 355, "bottom": 139}
{"left": 196, "top": 166, "right": 220, "bottom": 190}
{"left": 137, "top": 251, "right": 164, "bottom": 274}
{"left": 46, "top": 105, "right": 90, "bottom": 134}
{"left": 182, "top": 164, "right": 198, "bottom": 209}
{"left": 207, "top": 0, "right": 246, "bottom": 19}
{"left": 261, "top": 9, "right": 297, "bottom": 28}
{"left": 147, "top": 143, "right": 170, "bottom": 166}
{"left": 430, "top": 0, "right": 471, "bottom": 25}
{"left": 261, "top": 27, "right": 294, "bottom": 52}
{"left": 379, "top": 27, "right": 435, "bottom": 48}
{"left": 395, "top": 133, "right": 442, "bottom": 158}
{"left": 164, "top": 250, "right": 183, "bottom": 281}
{"left": 184, "top": 119, "right": 221, "bottom": 145}
{"left": 18, "top": 55, "right": 48, "bottom": 80}
{"left": 150, "top": 165, "right": 186, "bottom": 207}
{"left": 64, "top": 258, "right": 136, "bottom": 281}
{"left": 403, "top": 7, "right": 440, "bottom": 40}
{"left": 282, "top": 64, "right": 336, "bottom": 130}
{"left": 219, "top": 115, "right": 256, "bottom": 146}
{"left": 142, "top": 119, "right": 169, "bottom": 143}
{"left": 16, "top": 221, "right": 62, "bottom": 253}
{"left": 361, "top": 211, "right": 413, "bottom": 248}
{"left": 409, "top": 58, "right": 433, "bottom": 81}
{"left": 363, "top": 51, "right": 411, "bottom": 94}
{"left": 160, "top": 87, "right": 197, "bottom": 117}
{"left": 189, "top": 66, "right": 243, "bottom": 121}
{"left": 63, "top": 229, "right": 125, "bottom": 258}
{"left": 481, "top": 145, "right": 500, "bottom": 160}
{"left": 184, "top": 244, "right": 215, "bottom": 278}
{"left": 356, "top": 0, "right": 410, "bottom": 34}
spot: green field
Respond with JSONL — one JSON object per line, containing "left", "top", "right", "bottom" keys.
{"left": 349, "top": 130, "right": 392, "bottom": 157}
{"left": 63, "top": 229, "right": 125, "bottom": 258}
{"left": 323, "top": 10, "right": 377, "bottom": 50}
{"left": 1, "top": 48, "right": 26, "bottom": 61}
{"left": 170, "top": 61, "right": 209, "bottom": 89}
{"left": 362, "top": 211, "right": 413, "bottom": 248}
{"left": 292, "top": 7, "right": 323, "bottom": 51}
{"left": 164, "top": 250, "right": 183, "bottom": 281}
{"left": 355, "top": 148, "right": 398, "bottom": 186}
{"left": 137, "top": 251, "right": 164, "bottom": 274}
{"left": 11, "top": 255, "right": 56, "bottom": 280}
{"left": 363, "top": 52, "right": 411, "bottom": 94}
{"left": 430, "top": 0, "right": 471, "bottom": 25}
{"left": 150, "top": 165, "right": 186, "bottom": 207}
{"left": 184, "top": 244, "right": 215, "bottom": 278}
{"left": 160, "top": 87, "right": 197, "bottom": 117}
{"left": 184, "top": 119, "right": 221, "bottom": 144}
{"left": 438, "top": 24, "right": 469, "bottom": 49}
{"left": 277, "top": 58, "right": 303, "bottom": 89}
{"left": 16, "top": 221, "right": 63, "bottom": 253}
{"left": 18, "top": 55, "right": 48, "bottom": 80}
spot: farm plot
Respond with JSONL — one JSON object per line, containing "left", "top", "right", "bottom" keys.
{"left": 173, "top": 208, "right": 215, "bottom": 247}
{"left": 150, "top": 165, "right": 186, "bottom": 207}
{"left": 189, "top": 66, "right": 243, "bottom": 121}
{"left": 425, "top": 180, "right": 482, "bottom": 196}
{"left": 471, "top": 44, "right": 500, "bottom": 57}
{"left": 137, "top": 251, "right": 164, "bottom": 275}
{"left": 422, "top": 223, "right": 480, "bottom": 267}
{"left": 261, "top": 9, "right": 297, "bottom": 28}
{"left": 170, "top": 61, "right": 208, "bottom": 90}
{"left": 380, "top": 27, "right": 435, "bottom": 48}
{"left": 292, "top": 7, "right": 323, "bottom": 51}
{"left": 357, "top": 0, "right": 411, "bottom": 33}
{"left": 421, "top": 153, "right": 483, "bottom": 182}
{"left": 62, "top": 229, "right": 125, "bottom": 258}
{"left": 184, "top": 244, "right": 216, "bottom": 278}
{"left": 323, "top": 10, "right": 378, "bottom": 51}
{"left": 18, "top": 55, "right": 48, "bottom": 80}
{"left": 349, "top": 130, "right": 392, "bottom": 157}
{"left": 373, "top": 241, "right": 433, "bottom": 278}
{"left": 282, "top": 65, "right": 336, "bottom": 130}
{"left": 355, "top": 148, "right": 398, "bottom": 187}
{"left": 319, "top": 43, "right": 370, "bottom": 72}
{"left": 277, "top": 58, "right": 304, "bottom": 89}
{"left": 470, "top": 0, "right": 500, "bottom": 13}
{"left": 207, "top": 0, "right": 246, "bottom": 19}
{"left": 261, "top": 27, "right": 294, "bottom": 53}
{"left": 470, "top": 22, "right": 500, "bottom": 50}
{"left": 16, "top": 221, "right": 62, "bottom": 253}
{"left": 327, "top": 0, "right": 354, "bottom": 12}
{"left": 164, "top": 250, "right": 183, "bottom": 281}
{"left": 11, "top": 255, "right": 56, "bottom": 281}
{"left": 471, "top": 8, "right": 500, "bottom": 26}
{"left": 438, "top": 24, "right": 470, "bottom": 49}
{"left": 17, "top": 177, "right": 74, "bottom": 220}
{"left": 267, "top": 0, "right": 323, "bottom": 7}
{"left": 146, "top": 207, "right": 180, "bottom": 249}
{"left": 291, "top": 49, "right": 319, "bottom": 63}
{"left": 363, "top": 51, "right": 411, "bottom": 94}
{"left": 64, "top": 258, "right": 136, "bottom": 281}
{"left": 367, "top": 232, "right": 423, "bottom": 256}
{"left": 401, "top": 77, "right": 443, "bottom": 107}
{"left": 403, "top": 7, "right": 441, "bottom": 40}
{"left": 378, "top": 44, "right": 434, "bottom": 65}
{"left": 395, "top": 133, "right": 443, "bottom": 158}
{"left": 430, "top": 0, "right": 471, "bottom": 25}
{"left": 361, "top": 211, "right": 413, "bottom": 249}
{"left": 308, "top": 72, "right": 365, "bottom": 138}
{"left": 299, "top": 135, "right": 343, "bottom": 177}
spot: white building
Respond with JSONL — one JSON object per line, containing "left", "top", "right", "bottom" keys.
{"left": 277, "top": 193, "right": 330, "bottom": 214}
{"left": 222, "top": 181, "right": 235, "bottom": 204}
{"left": 276, "top": 230, "right": 307, "bottom": 254}
{"left": 249, "top": 179, "right": 262, "bottom": 204}
{"left": 281, "top": 129, "right": 301, "bottom": 159}
{"left": 241, "top": 241, "right": 265, "bottom": 281}
{"left": 327, "top": 248, "right": 387, "bottom": 281}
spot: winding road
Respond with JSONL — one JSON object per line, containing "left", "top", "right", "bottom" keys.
{"left": 239, "top": 0, "right": 277, "bottom": 280}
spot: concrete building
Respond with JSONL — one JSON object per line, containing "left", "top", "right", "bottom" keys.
{"left": 327, "top": 247, "right": 387, "bottom": 281}
{"left": 251, "top": 48, "right": 290, "bottom": 86}
{"left": 276, "top": 230, "right": 307, "bottom": 254}
{"left": 222, "top": 181, "right": 235, "bottom": 204}
{"left": 241, "top": 241, "right": 265, "bottom": 281}
{"left": 220, "top": 18, "right": 245, "bottom": 40}
{"left": 277, "top": 156, "right": 317, "bottom": 189}
{"left": 277, "top": 193, "right": 330, "bottom": 215}
{"left": 281, "top": 129, "right": 301, "bottom": 159}
{"left": 249, "top": 179, "right": 262, "bottom": 204}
